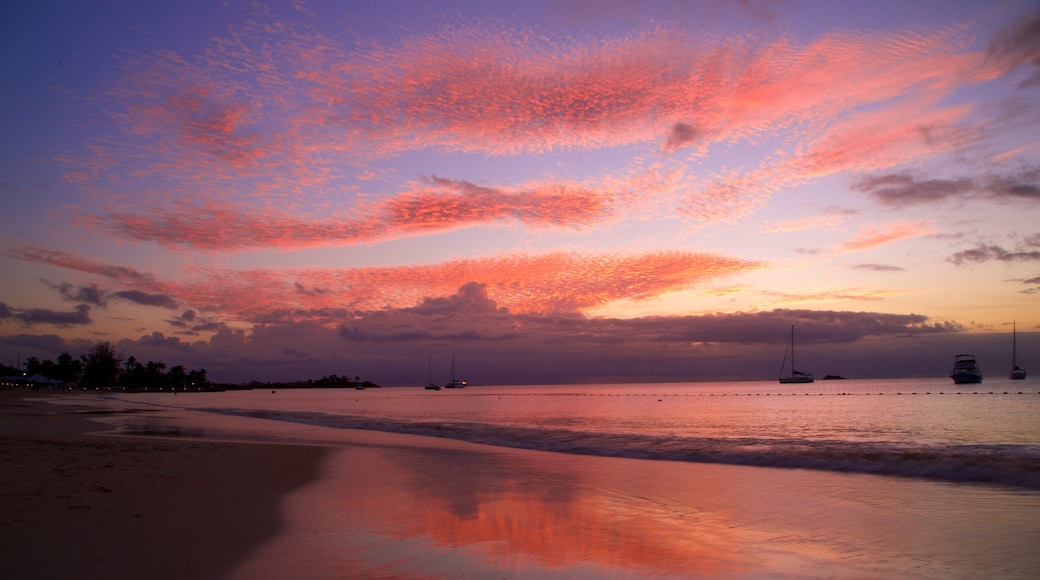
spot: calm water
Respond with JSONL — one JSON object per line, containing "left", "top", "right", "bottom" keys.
{"left": 58, "top": 378, "right": 1040, "bottom": 578}
{"left": 88, "top": 377, "right": 1040, "bottom": 489}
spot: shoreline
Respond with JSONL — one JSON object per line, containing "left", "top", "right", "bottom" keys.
{"left": 0, "top": 390, "right": 328, "bottom": 580}
{"left": 5, "top": 389, "right": 1040, "bottom": 578}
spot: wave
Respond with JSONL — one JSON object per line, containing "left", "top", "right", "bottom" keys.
{"left": 201, "top": 407, "right": 1040, "bottom": 490}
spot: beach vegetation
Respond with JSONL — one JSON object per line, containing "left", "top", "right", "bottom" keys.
{"left": 80, "top": 341, "right": 122, "bottom": 389}
{"left": 6, "top": 346, "right": 374, "bottom": 391}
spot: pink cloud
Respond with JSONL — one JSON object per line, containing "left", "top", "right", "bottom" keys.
{"left": 92, "top": 176, "right": 619, "bottom": 251}
{"left": 840, "top": 220, "right": 938, "bottom": 252}
{"left": 194, "top": 250, "right": 764, "bottom": 319}
{"left": 10, "top": 245, "right": 763, "bottom": 322}
{"left": 7, "top": 246, "right": 158, "bottom": 286}
{"left": 58, "top": 9, "right": 1027, "bottom": 252}
{"left": 685, "top": 100, "right": 977, "bottom": 223}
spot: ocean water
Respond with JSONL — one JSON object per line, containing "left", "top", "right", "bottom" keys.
{"left": 90, "top": 377, "right": 1040, "bottom": 490}
{"left": 58, "top": 378, "right": 1040, "bottom": 578}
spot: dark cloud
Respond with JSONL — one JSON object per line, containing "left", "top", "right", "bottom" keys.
{"left": 849, "top": 263, "right": 904, "bottom": 272}
{"left": 409, "top": 282, "right": 505, "bottom": 315}
{"left": 0, "top": 333, "right": 83, "bottom": 356}
{"left": 282, "top": 346, "right": 316, "bottom": 360}
{"left": 853, "top": 169, "right": 1040, "bottom": 207}
{"left": 113, "top": 290, "right": 179, "bottom": 309}
{"left": 166, "top": 309, "right": 226, "bottom": 335}
{"left": 663, "top": 122, "right": 700, "bottom": 152}
{"left": 294, "top": 282, "right": 329, "bottom": 296}
{"left": 45, "top": 281, "right": 109, "bottom": 306}
{"left": 15, "top": 304, "right": 92, "bottom": 326}
{"left": 135, "top": 331, "right": 190, "bottom": 351}
{"left": 853, "top": 173, "right": 974, "bottom": 207}
{"left": 0, "top": 292, "right": 987, "bottom": 386}
{"left": 987, "top": 5, "right": 1040, "bottom": 87}
{"left": 948, "top": 235, "right": 1040, "bottom": 265}
{"left": 0, "top": 302, "right": 12, "bottom": 318}
{"left": 338, "top": 284, "right": 961, "bottom": 347}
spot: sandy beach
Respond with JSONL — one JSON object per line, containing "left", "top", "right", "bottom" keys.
{"left": 4, "top": 389, "right": 1040, "bottom": 579}
{"left": 0, "top": 391, "right": 327, "bottom": 580}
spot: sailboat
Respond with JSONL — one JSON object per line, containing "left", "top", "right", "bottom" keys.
{"left": 1010, "top": 321, "right": 1027, "bottom": 380}
{"left": 778, "top": 324, "right": 814, "bottom": 384}
{"left": 424, "top": 355, "right": 441, "bottom": 390}
{"left": 443, "top": 353, "right": 467, "bottom": 388}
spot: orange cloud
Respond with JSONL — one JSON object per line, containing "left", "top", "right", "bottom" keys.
{"left": 10, "top": 245, "right": 762, "bottom": 322}
{"left": 840, "top": 220, "right": 938, "bottom": 252}
{"left": 213, "top": 251, "right": 764, "bottom": 319}
{"left": 92, "top": 177, "right": 619, "bottom": 250}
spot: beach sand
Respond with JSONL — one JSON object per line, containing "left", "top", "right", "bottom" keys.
{"left": 4, "top": 390, "right": 1040, "bottom": 579}
{"left": 0, "top": 391, "right": 326, "bottom": 580}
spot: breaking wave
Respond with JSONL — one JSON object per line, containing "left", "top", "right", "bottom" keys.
{"left": 202, "top": 407, "right": 1040, "bottom": 490}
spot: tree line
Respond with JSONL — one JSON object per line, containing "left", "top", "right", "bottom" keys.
{"left": 4, "top": 341, "right": 210, "bottom": 391}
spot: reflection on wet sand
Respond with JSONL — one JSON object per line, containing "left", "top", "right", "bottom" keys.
{"left": 236, "top": 435, "right": 1022, "bottom": 579}
{"left": 382, "top": 446, "right": 742, "bottom": 577}
{"left": 69, "top": 402, "right": 1040, "bottom": 578}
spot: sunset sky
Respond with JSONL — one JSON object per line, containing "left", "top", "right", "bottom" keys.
{"left": 1, "top": 0, "right": 1038, "bottom": 385}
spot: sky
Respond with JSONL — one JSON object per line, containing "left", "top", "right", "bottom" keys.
{"left": 1, "top": 0, "right": 1038, "bottom": 385}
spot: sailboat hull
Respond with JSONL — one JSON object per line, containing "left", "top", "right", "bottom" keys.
{"left": 779, "top": 376, "right": 814, "bottom": 384}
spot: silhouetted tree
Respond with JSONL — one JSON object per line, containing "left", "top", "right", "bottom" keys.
{"left": 188, "top": 368, "right": 208, "bottom": 389}
{"left": 167, "top": 365, "right": 186, "bottom": 390}
{"left": 143, "top": 361, "right": 166, "bottom": 389}
{"left": 80, "top": 341, "right": 122, "bottom": 389}
{"left": 54, "top": 352, "right": 81, "bottom": 384}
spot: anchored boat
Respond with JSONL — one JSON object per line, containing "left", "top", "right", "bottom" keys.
{"left": 778, "top": 324, "right": 814, "bottom": 384}
{"left": 950, "top": 354, "right": 983, "bottom": 384}
{"left": 1009, "top": 321, "right": 1027, "bottom": 380}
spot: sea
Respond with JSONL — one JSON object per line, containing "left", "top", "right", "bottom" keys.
{"left": 62, "top": 376, "right": 1040, "bottom": 578}
{"left": 85, "top": 377, "right": 1040, "bottom": 490}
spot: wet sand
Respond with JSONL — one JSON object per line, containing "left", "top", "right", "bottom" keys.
{"left": 230, "top": 430, "right": 1040, "bottom": 579}
{"left": 0, "top": 391, "right": 326, "bottom": 580}
{"left": 4, "top": 390, "right": 1040, "bottom": 579}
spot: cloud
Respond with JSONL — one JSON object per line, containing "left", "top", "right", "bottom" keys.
{"left": 113, "top": 290, "right": 179, "bottom": 309}
{"left": 68, "top": 9, "right": 1015, "bottom": 242}
{"left": 339, "top": 283, "right": 958, "bottom": 344}
{"left": 8, "top": 246, "right": 763, "bottom": 324}
{"left": 948, "top": 234, "right": 1040, "bottom": 265}
{"left": 849, "top": 264, "right": 905, "bottom": 272}
{"left": 94, "top": 176, "right": 619, "bottom": 251}
{"left": 9, "top": 304, "right": 93, "bottom": 326}
{"left": 764, "top": 211, "right": 854, "bottom": 233}
{"left": 840, "top": 220, "right": 937, "bottom": 252}
{"left": 161, "top": 250, "right": 765, "bottom": 321}
{"left": 43, "top": 281, "right": 109, "bottom": 306}
{"left": 663, "top": 122, "right": 700, "bottom": 152}
{"left": 684, "top": 98, "right": 979, "bottom": 224}
{"left": 7, "top": 246, "right": 157, "bottom": 286}
{"left": 986, "top": 5, "right": 1040, "bottom": 87}
{"left": 852, "top": 168, "right": 1040, "bottom": 207}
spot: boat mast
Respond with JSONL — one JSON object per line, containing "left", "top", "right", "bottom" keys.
{"left": 786, "top": 324, "right": 794, "bottom": 374}
{"left": 1012, "top": 321, "right": 1018, "bottom": 370}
